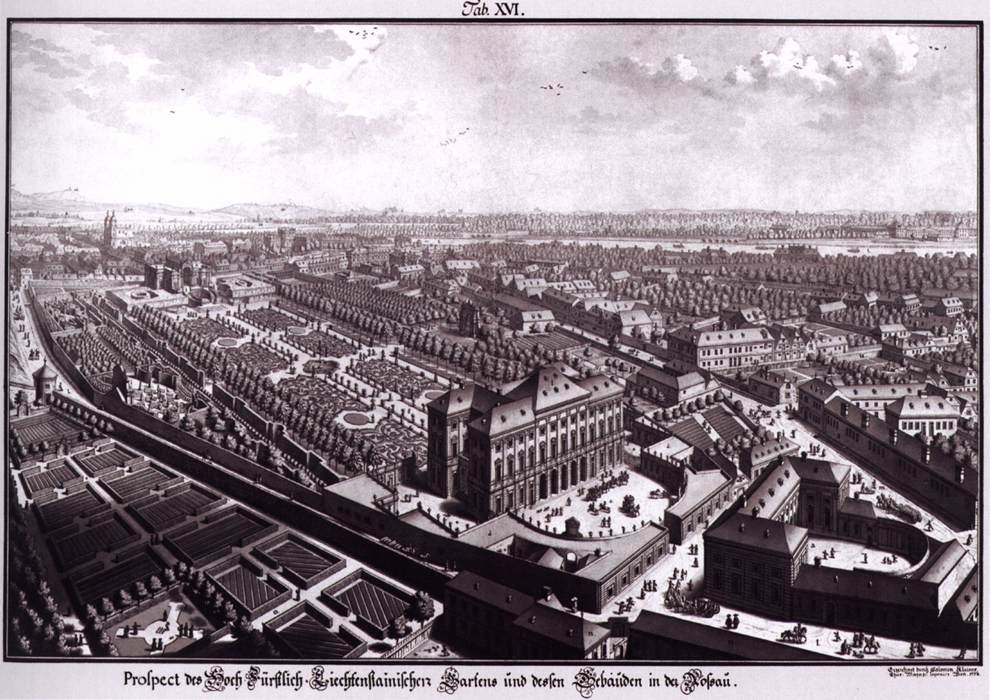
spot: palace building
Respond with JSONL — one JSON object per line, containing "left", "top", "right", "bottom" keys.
{"left": 428, "top": 364, "right": 624, "bottom": 520}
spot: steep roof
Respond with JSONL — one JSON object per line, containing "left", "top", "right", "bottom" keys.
{"left": 467, "top": 366, "right": 617, "bottom": 437}
{"left": 34, "top": 361, "right": 58, "bottom": 380}
{"left": 824, "top": 396, "right": 978, "bottom": 497}
{"left": 512, "top": 603, "right": 610, "bottom": 651}
{"left": 885, "top": 396, "right": 960, "bottom": 419}
{"left": 672, "top": 326, "right": 772, "bottom": 347}
{"left": 426, "top": 383, "right": 500, "bottom": 417}
{"left": 747, "top": 437, "right": 799, "bottom": 465}
{"left": 667, "top": 469, "right": 729, "bottom": 519}
{"left": 786, "top": 455, "right": 850, "bottom": 486}
{"left": 838, "top": 383, "right": 927, "bottom": 401}
{"left": 705, "top": 513, "right": 808, "bottom": 556}
{"left": 446, "top": 571, "right": 536, "bottom": 616}
{"left": 793, "top": 565, "right": 939, "bottom": 611}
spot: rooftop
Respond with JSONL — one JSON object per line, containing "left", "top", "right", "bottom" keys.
{"left": 705, "top": 512, "right": 808, "bottom": 556}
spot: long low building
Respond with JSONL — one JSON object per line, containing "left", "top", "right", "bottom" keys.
{"left": 798, "top": 379, "right": 977, "bottom": 531}
{"left": 702, "top": 455, "right": 978, "bottom": 647}
{"left": 444, "top": 571, "right": 613, "bottom": 659}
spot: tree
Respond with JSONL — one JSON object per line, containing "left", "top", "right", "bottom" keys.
{"left": 99, "top": 597, "right": 115, "bottom": 617}
{"left": 389, "top": 613, "right": 408, "bottom": 639}
{"left": 84, "top": 604, "right": 99, "bottom": 622}
{"left": 411, "top": 591, "right": 435, "bottom": 621}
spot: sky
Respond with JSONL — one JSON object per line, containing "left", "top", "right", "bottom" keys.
{"left": 9, "top": 23, "right": 978, "bottom": 213}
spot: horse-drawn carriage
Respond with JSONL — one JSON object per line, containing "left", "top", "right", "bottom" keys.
{"left": 778, "top": 623, "right": 808, "bottom": 644}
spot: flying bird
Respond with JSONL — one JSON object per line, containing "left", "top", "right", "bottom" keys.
{"left": 582, "top": 70, "right": 588, "bottom": 74}
{"left": 169, "top": 110, "right": 175, "bottom": 114}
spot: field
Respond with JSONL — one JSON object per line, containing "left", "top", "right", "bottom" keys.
{"left": 511, "top": 331, "right": 583, "bottom": 352}
{"left": 214, "top": 564, "right": 286, "bottom": 615}
{"left": 72, "top": 550, "right": 163, "bottom": 605}
{"left": 259, "top": 537, "right": 343, "bottom": 587}
{"left": 51, "top": 515, "right": 137, "bottom": 571}
{"left": 181, "top": 317, "right": 241, "bottom": 344}
{"left": 102, "top": 466, "right": 173, "bottom": 502}
{"left": 75, "top": 447, "right": 135, "bottom": 476}
{"left": 166, "top": 510, "right": 273, "bottom": 566}
{"left": 23, "top": 464, "right": 81, "bottom": 496}
{"left": 132, "top": 487, "right": 223, "bottom": 531}
{"left": 12, "top": 412, "right": 83, "bottom": 446}
{"left": 274, "top": 613, "right": 363, "bottom": 659}
{"left": 35, "top": 488, "right": 106, "bottom": 531}
{"left": 241, "top": 307, "right": 298, "bottom": 332}
{"left": 325, "top": 572, "right": 411, "bottom": 637}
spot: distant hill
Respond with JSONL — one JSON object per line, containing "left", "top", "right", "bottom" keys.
{"left": 8, "top": 188, "right": 338, "bottom": 223}
{"left": 210, "top": 202, "right": 337, "bottom": 220}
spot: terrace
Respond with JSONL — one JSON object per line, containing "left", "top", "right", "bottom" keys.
{"left": 515, "top": 467, "right": 668, "bottom": 540}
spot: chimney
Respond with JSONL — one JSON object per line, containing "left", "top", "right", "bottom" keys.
{"left": 861, "top": 413, "right": 870, "bottom": 429}
{"left": 888, "top": 428, "right": 898, "bottom": 446}
{"left": 923, "top": 446, "right": 931, "bottom": 464}
{"left": 763, "top": 529, "right": 771, "bottom": 539}
{"left": 957, "top": 464, "right": 965, "bottom": 483}
{"left": 738, "top": 521, "right": 746, "bottom": 533}
{"left": 567, "top": 628, "right": 575, "bottom": 638}
{"left": 542, "top": 586, "right": 553, "bottom": 600}
{"left": 840, "top": 402, "right": 849, "bottom": 417}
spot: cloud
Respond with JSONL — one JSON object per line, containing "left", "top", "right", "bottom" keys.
{"left": 869, "top": 30, "right": 919, "bottom": 76}
{"left": 827, "top": 49, "right": 864, "bottom": 78}
{"left": 594, "top": 53, "right": 701, "bottom": 90}
{"left": 725, "top": 65, "right": 755, "bottom": 85}
{"left": 662, "top": 54, "right": 698, "bottom": 82}
{"left": 746, "top": 37, "right": 836, "bottom": 90}
{"left": 728, "top": 32, "right": 923, "bottom": 93}
{"left": 229, "top": 86, "right": 406, "bottom": 156}
{"left": 11, "top": 28, "right": 71, "bottom": 54}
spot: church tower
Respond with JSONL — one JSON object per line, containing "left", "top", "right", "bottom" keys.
{"left": 103, "top": 210, "right": 116, "bottom": 248}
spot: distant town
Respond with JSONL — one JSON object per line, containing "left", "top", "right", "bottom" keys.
{"left": 5, "top": 191, "right": 979, "bottom": 663}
